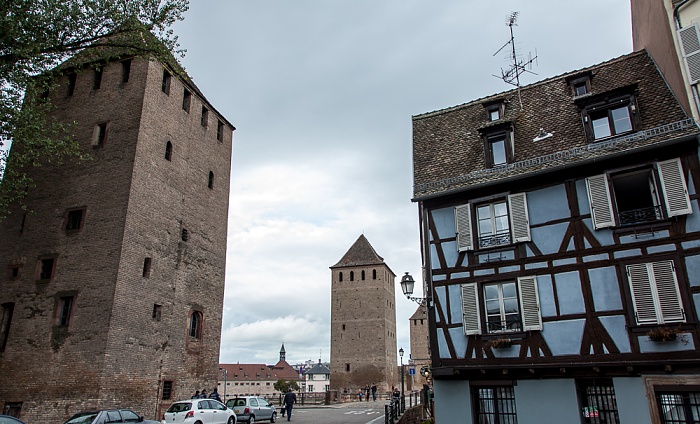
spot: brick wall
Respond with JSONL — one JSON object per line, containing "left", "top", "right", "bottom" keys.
{"left": 0, "top": 56, "right": 232, "bottom": 422}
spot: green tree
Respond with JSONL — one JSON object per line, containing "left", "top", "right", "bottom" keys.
{"left": 0, "top": 0, "right": 189, "bottom": 219}
{"left": 273, "top": 379, "right": 300, "bottom": 394}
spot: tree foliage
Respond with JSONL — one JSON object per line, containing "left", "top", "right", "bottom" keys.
{"left": 0, "top": 0, "right": 189, "bottom": 219}
{"left": 273, "top": 379, "right": 300, "bottom": 394}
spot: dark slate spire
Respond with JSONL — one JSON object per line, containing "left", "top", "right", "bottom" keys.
{"left": 280, "top": 343, "right": 286, "bottom": 362}
{"left": 331, "top": 234, "right": 385, "bottom": 268}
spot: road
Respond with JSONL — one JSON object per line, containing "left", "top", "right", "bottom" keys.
{"left": 288, "top": 403, "right": 387, "bottom": 424}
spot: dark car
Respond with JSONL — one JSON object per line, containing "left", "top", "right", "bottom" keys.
{"left": 225, "top": 397, "right": 276, "bottom": 424}
{"left": 64, "top": 409, "right": 160, "bottom": 424}
{"left": 0, "top": 415, "right": 26, "bottom": 424}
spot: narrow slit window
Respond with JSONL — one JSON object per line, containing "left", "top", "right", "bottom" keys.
{"left": 217, "top": 120, "right": 224, "bottom": 142}
{"left": 162, "top": 69, "right": 171, "bottom": 94}
{"left": 208, "top": 171, "right": 214, "bottom": 189}
{"left": 143, "top": 257, "right": 152, "bottom": 278}
{"left": 165, "top": 141, "right": 173, "bottom": 161}
{"left": 182, "top": 88, "right": 191, "bottom": 112}
{"left": 201, "top": 107, "right": 209, "bottom": 127}
{"left": 152, "top": 304, "right": 162, "bottom": 321}
{"left": 93, "top": 123, "right": 108, "bottom": 147}
{"left": 189, "top": 311, "right": 202, "bottom": 339}
{"left": 121, "top": 59, "right": 132, "bottom": 83}
{"left": 67, "top": 72, "right": 77, "bottom": 96}
{"left": 93, "top": 66, "right": 103, "bottom": 90}
{"left": 0, "top": 303, "right": 15, "bottom": 352}
{"left": 56, "top": 296, "right": 74, "bottom": 327}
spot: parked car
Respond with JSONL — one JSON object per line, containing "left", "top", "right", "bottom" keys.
{"left": 64, "top": 409, "right": 159, "bottom": 424}
{"left": 162, "top": 399, "right": 236, "bottom": 424}
{"left": 0, "top": 415, "right": 26, "bottom": 424}
{"left": 225, "top": 397, "right": 276, "bottom": 424}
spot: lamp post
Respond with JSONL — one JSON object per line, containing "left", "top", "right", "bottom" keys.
{"left": 219, "top": 367, "right": 228, "bottom": 401}
{"left": 399, "top": 347, "right": 405, "bottom": 413}
{"left": 400, "top": 272, "right": 427, "bottom": 305}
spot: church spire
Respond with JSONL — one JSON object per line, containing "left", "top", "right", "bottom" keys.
{"left": 280, "top": 343, "right": 286, "bottom": 362}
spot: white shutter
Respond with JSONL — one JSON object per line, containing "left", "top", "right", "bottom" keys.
{"left": 657, "top": 158, "right": 693, "bottom": 217}
{"left": 508, "top": 192, "right": 531, "bottom": 242}
{"left": 586, "top": 174, "right": 616, "bottom": 229}
{"left": 627, "top": 263, "right": 658, "bottom": 325}
{"left": 461, "top": 283, "right": 481, "bottom": 335}
{"left": 518, "top": 276, "right": 542, "bottom": 331}
{"left": 650, "top": 261, "right": 685, "bottom": 324}
{"left": 455, "top": 204, "right": 473, "bottom": 252}
{"left": 678, "top": 24, "right": 700, "bottom": 84}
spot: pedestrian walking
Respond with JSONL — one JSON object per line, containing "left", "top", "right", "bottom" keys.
{"left": 371, "top": 384, "right": 377, "bottom": 401}
{"left": 283, "top": 388, "right": 297, "bottom": 421}
{"left": 365, "top": 385, "right": 370, "bottom": 402}
{"left": 209, "top": 388, "right": 222, "bottom": 402}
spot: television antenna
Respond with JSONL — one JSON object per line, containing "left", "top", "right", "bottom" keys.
{"left": 493, "top": 12, "right": 538, "bottom": 90}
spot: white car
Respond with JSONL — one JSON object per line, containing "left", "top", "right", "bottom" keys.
{"left": 162, "top": 399, "right": 237, "bottom": 424}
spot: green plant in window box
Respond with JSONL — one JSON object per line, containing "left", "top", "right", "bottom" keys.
{"left": 489, "top": 338, "right": 513, "bottom": 349}
{"left": 647, "top": 327, "right": 679, "bottom": 343}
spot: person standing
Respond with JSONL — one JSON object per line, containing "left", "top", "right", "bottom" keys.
{"left": 191, "top": 390, "right": 200, "bottom": 399}
{"left": 365, "top": 386, "right": 370, "bottom": 402}
{"left": 283, "top": 388, "right": 296, "bottom": 421}
{"left": 371, "top": 384, "right": 377, "bottom": 401}
{"left": 200, "top": 389, "right": 208, "bottom": 399}
{"left": 209, "top": 388, "right": 222, "bottom": 402}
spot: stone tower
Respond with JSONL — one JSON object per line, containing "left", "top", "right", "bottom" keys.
{"left": 408, "top": 305, "right": 430, "bottom": 390}
{"left": 329, "top": 235, "right": 397, "bottom": 394}
{"left": 0, "top": 54, "right": 233, "bottom": 422}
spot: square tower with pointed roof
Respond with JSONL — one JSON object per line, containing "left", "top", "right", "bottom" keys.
{"left": 329, "top": 235, "right": 398, "bottom": 394}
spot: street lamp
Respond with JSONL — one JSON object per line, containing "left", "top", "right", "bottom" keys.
{"left": 219, "top": 367, "right": 228, "bottom": 401}
{"left": 399, "top": 348, "right": 405, "bottom": 413}
{"left": 400, "top": 272, "right": 427, "bottom": 305}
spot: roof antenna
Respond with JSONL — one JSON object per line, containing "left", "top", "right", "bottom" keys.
{"left": 492, "top": 12, "right": 538, "bottom": 109}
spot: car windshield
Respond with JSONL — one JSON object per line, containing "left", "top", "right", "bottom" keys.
{"left": 65, "top": 412, "right": 98, "bottom": 424}
{"left": 227, "top": 399, "right": 246, "bottom": 407}
{"left": 166, "top": 403, "right": 192, "bottom": 413}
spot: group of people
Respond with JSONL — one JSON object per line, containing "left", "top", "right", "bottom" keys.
{"left": 191, "top": 388, "right": 223, "bottom": 402}
{"left": 357, "top": 384, "right": 378, "bottom": 401}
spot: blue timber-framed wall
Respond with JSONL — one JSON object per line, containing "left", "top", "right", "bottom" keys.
{"left": 412, "top": 51, "right": 700, "bottom": 424}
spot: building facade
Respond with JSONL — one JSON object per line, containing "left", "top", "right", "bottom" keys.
{"left": 303, "top": 360, "right": 331, "bottom": 393}
{"left": 632, "top": 0, "right": 700, "bottom": 121}
{"left": 0, "top": 54, "right": 233, "bottom": 422}
{"left": 412, "top": 51, "right": 700, "bottom": 424}
{"left": 330, "top": 235, "right": 398, "bottom": 394}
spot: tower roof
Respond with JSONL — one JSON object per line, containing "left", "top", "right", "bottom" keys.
{"left": 331, "top": 234, "right": 385, "bottom": 268}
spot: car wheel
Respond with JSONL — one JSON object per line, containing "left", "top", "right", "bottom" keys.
{"left": 270, "top": 412, "right": 276, "bottom": 423}
{"left": 227, "top": 417, "right": 235, "bottom": 424}
{"left": 249, "top": 416, "right": 255, "bottom": 424}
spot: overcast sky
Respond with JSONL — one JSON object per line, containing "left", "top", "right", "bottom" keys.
{"left": 171, "top": 0, "right": 633, "bottom": 366}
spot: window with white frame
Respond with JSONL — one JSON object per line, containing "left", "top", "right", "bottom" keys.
{"left": 461, "top": 276, "right": 541, "bottom": 335}
{"left": 586, "top": 158, "right": 692, "bottom": 229}
{"left": 455, "top": 193, "right": 530, "bottom": 251}
{"left": 626, "top": 260, "right": 685, "bottom": 326}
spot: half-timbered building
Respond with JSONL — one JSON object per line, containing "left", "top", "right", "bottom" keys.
{"left": 411, "top": 50, "right": 700, "bottom": 424}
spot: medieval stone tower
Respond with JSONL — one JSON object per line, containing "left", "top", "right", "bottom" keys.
{"left": 329, "top": 235, "right": 397, "bottom": 393}
{"left": 0, "top": 53, "right": 233, "bottom": 422}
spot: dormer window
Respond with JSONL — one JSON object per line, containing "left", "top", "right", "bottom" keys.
{"left": 488, "top": 134, "right": 507, "bottom": 166}
{"left": 480, "top": 125, "right": 513, "bottom": 168}
{"left": 484, "top": 101, "right": 504, "bottom": 121}
{"left": 581, "top": 92, "right": 638, "bottom": 142}
{"left": 571, "top": 76, "right": 590, "bottom": 97}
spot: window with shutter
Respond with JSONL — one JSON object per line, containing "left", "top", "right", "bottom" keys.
{"left": 587, "top": 174, "right": 615, "bottom": 229}
{"left": 508, "top": 193, "right": 531, "bottom": 242}
{"left": 518, "top": 276, "right": 542, "bottom": 331}
{"left": 678, "top": 24, "right": 700, "bottom": 84}
{"left": 455, "top": 204, "right": 473, "bottom": 252}
{"left": 461, "top": 283, "right": 481, "bottom": 335}
{"left": 626, "top": 261, "right": 685, "bottom": 325}
{"left": 657, "top": 158, "right": 692, "bottom": 217}
{"left": 586, "top": 158, "right": 692, "bottom": 229}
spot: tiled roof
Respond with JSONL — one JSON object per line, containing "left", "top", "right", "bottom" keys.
{"left": 304, "top": 362, "right": 331, "bottom": 375}
{"left": 331, "top": 234, "right": 385, "bottom": 268}
{"left": 219, "top": 362, "right": 301, "bottom": 381}
{"left": 412, "top": 50, "right": 699, "bottom": 199}
{"left": 409, "top": 304, "right": 427, "bottom": 320}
